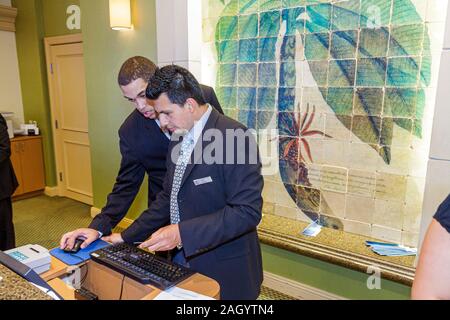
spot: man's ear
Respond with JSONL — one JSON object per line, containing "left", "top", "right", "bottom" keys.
{"left": 186, "top": 98, "right": 198, "bottom": 112}
{"left": 182, "top": 102, "right": 194, "bottom": 112}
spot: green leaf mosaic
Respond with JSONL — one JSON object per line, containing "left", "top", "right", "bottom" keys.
{"left": 239, "top": 13, "right": 259, "bottom": 38}
{"left": 358, "top": 28, "right": 389, "bottom": 58}
{"left": 330, "top": 30, "right": 358, "bottom": 59}
{"left": 204, "top": 0, "right": 441, "bottom": 243}
{"left": 305, "top": 32, "right": 330, "bottom": 60}
{"left": 331, "top": 0, "right": 361, "bottom": 31}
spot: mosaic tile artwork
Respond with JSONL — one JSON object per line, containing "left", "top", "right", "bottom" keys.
{"left": 202, "top": 0, "right": 447, "bottom": 247}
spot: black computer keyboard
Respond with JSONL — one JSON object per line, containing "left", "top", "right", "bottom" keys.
{"left": 90, "top": 243, "right": 194, "bottom": 290}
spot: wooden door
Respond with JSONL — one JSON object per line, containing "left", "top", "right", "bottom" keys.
{"left": 47, "top": 40, "right": 93, "bottom": 205}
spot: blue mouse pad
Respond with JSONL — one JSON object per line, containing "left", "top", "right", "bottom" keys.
{"left": 50, "top": 239, "right": 110, "bottom": 266}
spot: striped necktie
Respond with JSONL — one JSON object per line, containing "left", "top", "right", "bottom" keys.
{"left": 170, "top": 136, "right": 194, "bottom": 224}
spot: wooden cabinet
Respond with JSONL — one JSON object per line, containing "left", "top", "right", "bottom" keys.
{"left": 10, "top": 136, "right": 45, "bottom": 198}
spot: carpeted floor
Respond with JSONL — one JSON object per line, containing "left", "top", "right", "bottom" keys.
{"left": 258, "top": 286, "right": 297, "bottom": 300}
{"left": 12, "top": 195, "right": 92, "bottom": 249}
{"left": 12, "top": 195, "right": 296, "bottom": 300}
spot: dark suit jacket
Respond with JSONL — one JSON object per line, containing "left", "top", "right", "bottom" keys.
{"left": 90, "top": 85, "right": 223, "bottom": 235}
{"left": 0, "top": 115, "right": 18, "bottom": 200}
{"left": 122, "top": 108, "right": 264, "bottom": 300}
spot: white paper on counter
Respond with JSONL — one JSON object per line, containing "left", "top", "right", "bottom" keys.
{"left": 153, "top": 286, "right": 215, "bottom": 300}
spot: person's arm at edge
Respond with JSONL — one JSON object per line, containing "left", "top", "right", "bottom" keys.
{"left": 0, "top": 116, "right": 11, "bottom": 164}
{"left": 412, "top": 219, "right": 450, "bottom": 299}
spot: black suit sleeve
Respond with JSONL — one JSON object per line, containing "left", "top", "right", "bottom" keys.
{"left": 434, "top": 194, "right": 450, "bottom": 234}
{"left": 0, "top": 116, "right": 11, "bottom": 164}
{"left": 179, "top": 133, "right": 263, "bottom": 258}
{"left": 120, "top": 143, "right": 174, "bottom": 243}
{"left": 201, "top": 85, "right": 224, "bottom": 115}
{"left": 89, "top": 130, "right": 146, "bottom": 235}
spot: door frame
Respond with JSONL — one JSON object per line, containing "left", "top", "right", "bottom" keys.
{"left": 44, "top": 34, "right": 93, "bottom": 204}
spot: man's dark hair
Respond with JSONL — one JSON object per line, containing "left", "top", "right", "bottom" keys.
{"left": 146, "top": 65, "right": 206, "bottom": 106}
{"left": 118, "top": 56, "right": 157, "bottom": 86}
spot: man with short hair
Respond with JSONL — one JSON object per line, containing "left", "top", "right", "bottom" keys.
{"left": 60, "top": 57, "right": 223, "bottom": 250}
{"left": 104, "top": 65, "right": 264, "bottom": 300}
{"left": 0, "top": 113, "right": 18, "bottom": 251}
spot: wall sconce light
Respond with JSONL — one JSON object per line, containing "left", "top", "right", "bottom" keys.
{"left": 109, "top": 0, "right": 133, "bottom": 30}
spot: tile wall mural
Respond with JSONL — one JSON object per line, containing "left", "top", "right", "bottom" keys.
{"left": 201, "top": 0, "right": 448, "bottom": 246}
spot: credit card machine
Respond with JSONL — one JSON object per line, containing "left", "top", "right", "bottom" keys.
{"left": 5, "top": 244, "right": 51, "bottom": 275}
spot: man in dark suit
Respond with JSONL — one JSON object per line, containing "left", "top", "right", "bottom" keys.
{"left": 104, "top": 65, "right": 264, "bottom": 300}
{"left": 0, "top": 114, "right": 18, "bottom": 251}
{"left": 60, "top": 57, "right": 223, "bottom": 250}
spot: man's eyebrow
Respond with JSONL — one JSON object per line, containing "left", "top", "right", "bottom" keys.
{"left": 124, "top": 91, "right": 146, "bottom": 101}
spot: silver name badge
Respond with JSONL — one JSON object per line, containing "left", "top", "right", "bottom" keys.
{"left": 193, "top": 176, "right": 213, "bottom": 186}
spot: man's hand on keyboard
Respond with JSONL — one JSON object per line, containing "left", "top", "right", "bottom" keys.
{"left": 138, "top": 224, "right": 181, "bottom": 252}
{"left": 102, "top": 233, "right": 124, "bottom": 245}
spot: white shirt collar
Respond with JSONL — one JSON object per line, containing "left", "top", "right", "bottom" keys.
{"left": 186, "top": 104, "right": 212, "bottom": 146}
{"left": 155, "top": 118, "right": 171, "bottom": 140}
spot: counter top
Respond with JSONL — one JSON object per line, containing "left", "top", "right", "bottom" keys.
{"left": 10, "top": 135, "right": 42, "bottom": 141}
{"left": 258, "top": 214, "right": 416, "bottom": 286}
{"left": 0, "top": 264, "right": 51, "bottom": 300}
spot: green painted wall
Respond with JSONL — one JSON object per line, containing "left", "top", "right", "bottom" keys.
{"left": 42, "top": 0, "right": 81, "bottom": 37}
{"left": 14, "top": 0, "right": 155, "bottom": 210}
{"left": 79, "top": 0, "right": 157, "bottom": 219}
{"left": 13, "top": 0, "right": 55, "bottom": 186}
{"left": 13, "top": 0, "right": 81, "bottom": 186}
{"left": 262, "top": 244, "right": 411, "bottom": 300}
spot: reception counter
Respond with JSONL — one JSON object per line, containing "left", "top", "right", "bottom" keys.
{"left": 0, "top": 256, "right": 220, "bottom": 300}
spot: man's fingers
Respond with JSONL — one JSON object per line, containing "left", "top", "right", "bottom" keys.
{"left": 138, "top": 239, "right": 154, "bottom": 250}
{"left": 139, "top": 235, "right": 159, "bottom": 250}
{"left": 151, "top": 228, "right": 164, "bottom": 238}
{"left": 80, "top": 234, "right": 97, "bottom": 249}
{"left": 145, "top": 236, "right": 164, "bottom": 251}
{"left": 60, "top": 233, "right": 71, "bottom": 249}
{"left": 65, "top": 235, "right": 77, "bottom": 250}
{"left": 141, "top": 235, "right": 172, "bottom": 252}
{"left": 138, "top": 230, "right": 161, "bottom": 249}
{"left": 60, "top": 229, "right": 101, "bottom": 250}
{"left": 147, "top": 243, "right": 165, "bottom": 252}
{"left": 101, "top": 233, "right": 124, "bottom": 244}
{"left": 139, "top": 226, "right": 180, "bottom": 252}
{"left": 60, "top": 233, "right": 68, "bottom": 249}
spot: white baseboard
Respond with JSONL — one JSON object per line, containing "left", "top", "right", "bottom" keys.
{"left": 90, "top": 207, "right": 101, "bottom": 218}
{"left": 263, "top": 271, "right": 346, "bottom": 300}
{"left": 44, "top": 186, "right": 59, "bottom": 197}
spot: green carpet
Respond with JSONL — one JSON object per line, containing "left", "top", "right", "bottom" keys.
{"left": 12, "top": 195, "right": 92, "bottom": 249}
{"left": 258, "top": 286, "right": 297, "bottom": 300}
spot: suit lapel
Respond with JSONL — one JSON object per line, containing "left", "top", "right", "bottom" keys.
{"left": 144, "top": 117, "right": 159, "bottom": 133}
{"left": 179, "top": 108, "right": 220, "bottom": 189}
